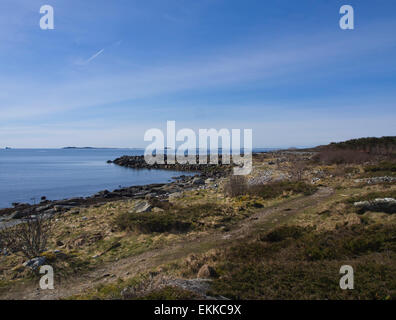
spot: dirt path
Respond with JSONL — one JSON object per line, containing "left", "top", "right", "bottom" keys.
{"left": 2, "top": 187, "right": 333, "bottom": 300}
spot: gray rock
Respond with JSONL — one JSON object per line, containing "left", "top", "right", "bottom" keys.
{"left": 23, "top": 257, "right": 46, "bottom": 270}
{"left": 43, "top": 209, "right": 56, "bottom": 215}
{"left": 354, "top": 176, "right": 396, "bottom": 184}
{"left": 192, "top": 177, "right": 205, "bottom": 185}
{"left": 131, "top": 200, "right": 152, "bottom": 213}
{"left": 168, "top": 192, "right": 182, "bottom": 201}
{"left": 354, "top": 198, "right": 396, "bottom": 214}
{"left": 35, "top": 204, "right": 52, "bottom": 212}
{"left": 7, "top": 211, "right": 26, "bottom": 220}
{"left": 53, "top": 205, "right": 75, "bottom": 212}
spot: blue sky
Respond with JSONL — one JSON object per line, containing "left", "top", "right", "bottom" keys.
{"left": 0, "top": 0, "right": 395, "bottom": 148}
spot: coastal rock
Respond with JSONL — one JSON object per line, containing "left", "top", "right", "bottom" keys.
{"left": 35, "top": 204, "right": 52, "bottom": 212}
{"left": 111, "top": 155, "right": 231, "bottom": 178}
{"left": 192, "top": 177, "right": 205, "bottom": 185}
{"left": 7, "top": 210, "right": 27, "bottom": 220}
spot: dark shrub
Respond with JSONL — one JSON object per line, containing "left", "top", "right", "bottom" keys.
{"left": 363, "top": 161, "right": 396, "bottom": 177}
{"left": 223, "top": 176, "right": 248, "bottom": 197}
{"left": 115, "top": 211, "right": 191, "bottom": 233}
{"left": 114, "top": 203, "right": 226, "bottom": 234}
{"left": 313, "top": 149, "right": 373, "bottom": 164}
{"left": 0, "top": 214, "right": 52, "bottom": 259}
{"left": 261, "top": 225, "right": 310, "bottom": 242}
{"left": 248, "top": 181, "right": 317, "bottom": 199}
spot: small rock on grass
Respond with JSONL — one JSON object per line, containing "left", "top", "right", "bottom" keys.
{"left": 23, "top": 257, "right": 46, "bottom": 270}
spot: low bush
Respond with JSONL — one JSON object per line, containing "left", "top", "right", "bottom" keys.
{"left": 223, "top": 176, "right": 248, "bottom": 197}
{"left": 224, "top": 178, "right": 317, "bottom": 199}
{"left": 114, "top": 203, "right": 227, "bottom": 234}
{"left": 248, "top": 181, "right": 317, "bottom": 199}
{"left": 363, "top": 161, "right": 396, "bottom": 177}
{"left": 260, "top": 225, "right": 310, "bottom": 242}
{"left": 209, "top": 224, "right": 396, "bottom": 299}
{"left": 115, "top": 211, "right": 191, "bottom": 233}
{"left": 313, "top": 149, "right": 373, "bottom": 164}
{"left": 0, "top": 215, "right": 52, "bottom": 259}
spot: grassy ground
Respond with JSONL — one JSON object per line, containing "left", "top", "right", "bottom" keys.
{"left": 1, "top": 153, "right": 395, "bottom": 300}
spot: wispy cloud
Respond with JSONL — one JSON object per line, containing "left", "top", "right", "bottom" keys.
{"left": 1, "top": 21, "right": 395, "bottom": 122}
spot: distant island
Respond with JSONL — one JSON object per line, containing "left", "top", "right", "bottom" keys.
{"left": 61, "top": 147, "right": 145, "bottom": 150}
{"left": 62, "top": 147, "right": 97, "bottom": 149}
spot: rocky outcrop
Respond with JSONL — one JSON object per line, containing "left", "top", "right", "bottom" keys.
{"left": 354, "top": 198, "right": 396, "bottom": 214}
{"left": 354, "top": 176, "right": 396, "bottom": 184}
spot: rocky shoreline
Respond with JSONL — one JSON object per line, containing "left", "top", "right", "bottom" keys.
{"left": 109, "top": 154, "right": 232, "bottom": 178}
{"left": 0, "top": 155, "right": 228, "bottom": 228}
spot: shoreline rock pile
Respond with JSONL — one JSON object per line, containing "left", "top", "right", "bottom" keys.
{"left": 0, "top": 155, "right": 228, "bottom": 227}
{"left": 109, "top": 155, "right": 232, "bottom": 178}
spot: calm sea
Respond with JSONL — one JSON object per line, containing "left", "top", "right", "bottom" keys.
{"left": 0, "top": 148, "right": 195, "bottom": 209}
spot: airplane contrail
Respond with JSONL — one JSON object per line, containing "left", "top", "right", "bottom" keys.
{"left": 85, "top": 48, "right": 105, "bottom": 63}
